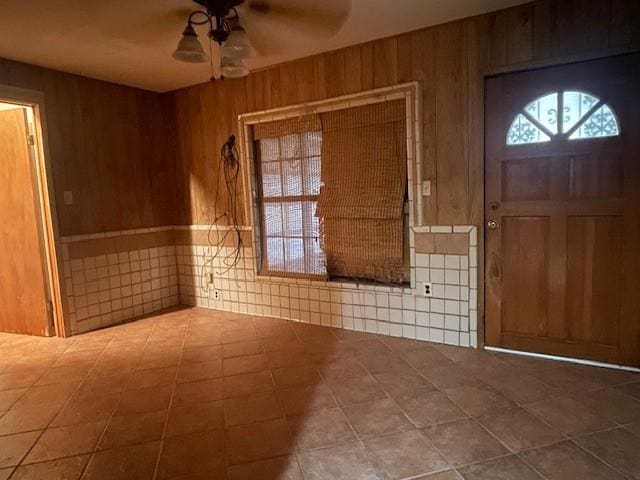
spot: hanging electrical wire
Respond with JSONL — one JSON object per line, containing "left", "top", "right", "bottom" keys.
{"left": 200, "top": 134, "right": 244, "bottom": 293}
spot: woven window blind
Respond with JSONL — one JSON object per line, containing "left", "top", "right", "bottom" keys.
{"left": 253, "top": 116, "right": 327, "bottom": 280}
{"left": 316, "top": 100, "right": 407, "bottom": 284}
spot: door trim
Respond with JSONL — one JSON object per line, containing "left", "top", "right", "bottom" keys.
{"left": 0, "top": 84, "right": 68, "bottom": 337}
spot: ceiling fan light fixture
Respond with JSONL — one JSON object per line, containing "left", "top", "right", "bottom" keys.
{"left": 222, "top": 24, "right": 252, "bottom": 59}
{"left": 173, "top": 24, "right": 208, "bottom": 63}
{"left": 221, "top": 56, "right": 249, "bottom": 78}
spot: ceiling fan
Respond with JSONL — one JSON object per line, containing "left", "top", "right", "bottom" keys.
{"left": 173, "top": 0, "right": 350, "bottom": 79}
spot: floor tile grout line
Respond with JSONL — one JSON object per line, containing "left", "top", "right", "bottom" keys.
{"left": 314, "top": 333, "right": 477, "bottom": 470}
{"left": 3, "top": 312, "right": 639, "bottom": 479}
{"left": 77, "top": 321, "right": 164, "bottom": 479}
{"left": 569, "top": 435, "right": 636, "bottom": 480}
{"left": 326, "top": 356, "right": 455, "bottom": 479}
{"left": 0, "top": 335, "right": 80, "bottom": 425}
{"left": 150, "top": 316, "right": 192, "bottom": 480}
{"left": 6, "top": 332, "right": 119, "bottom": 479}
{"left": 621, "top": 422, "right": 640, "bottom": 439}
{"left": 514, "top": 450, "right": 553, "bottom": 480}
{"left": 275, "top": 321, "right": 371, "bottom": 478}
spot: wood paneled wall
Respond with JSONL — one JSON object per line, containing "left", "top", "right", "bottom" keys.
{"left": 169, "top": 0, "right": 640, "bottom": 227}
{"left": 2, "top": 0, "right": 638, "bottom": 236}
{"left": 0, "top": 58, "right": 178, "bottom": 236}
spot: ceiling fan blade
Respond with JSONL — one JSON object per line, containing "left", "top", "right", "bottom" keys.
{"left": 246, "top": 0, "right": 350, "bottom": 37}
{"left": 97, "top": 6, "right": 193, "bottom": 46}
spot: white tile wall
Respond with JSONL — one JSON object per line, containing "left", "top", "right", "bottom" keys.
{"left": 61, "top": 244, "right": 179, "bottom": 334}
{"left": 176, "top": 224, "right": 478, "bottom": 348}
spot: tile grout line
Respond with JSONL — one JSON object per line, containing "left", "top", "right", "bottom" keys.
{"left": 324, "top": 334, "right": 461, "bottom": 479}
{"left": 78, "top": 318, "right": 164, "bottom": 479}
{"left": 150, "top": 315, "right": 190, "bottom": 480}
{"left": 2, "top": 311, "right": 639, "bottom": 479}
{"left": 569, "top": 434, "right": 636, "bottom": 480}
{"left": 7, "top": 332, "right": 118, "bottom": 479}
{"left": 0, "top": 337, "right": 79, "bottom": 432}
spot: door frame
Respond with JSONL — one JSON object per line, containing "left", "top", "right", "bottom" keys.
{"left": 0, "top": 84, "right": 68, "bottom": 337}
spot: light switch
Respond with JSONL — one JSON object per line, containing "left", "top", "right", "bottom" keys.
{"left": 422, "top": 180, "right": 431, "bottom": 196}
{"left": 64, "top": 190, "right": 73, "bottom": 205}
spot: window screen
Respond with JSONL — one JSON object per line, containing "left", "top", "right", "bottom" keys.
{"left": 254, "top": 119, "right": 327, "bottom": 279}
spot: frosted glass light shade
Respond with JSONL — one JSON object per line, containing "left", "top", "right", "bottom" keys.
{"left": 223, "top": 25, "right": 252, "bottom": 59}
{"left": 221, "top": 56, "right": 249, "bottom": 78}
{"left": 173, "top": 25, "right": 208, "bottom": 63}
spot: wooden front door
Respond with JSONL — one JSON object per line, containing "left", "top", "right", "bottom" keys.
{"left": 485, "top": 54, "right": 640, "bottom": 367}
{"left": 0, "top": 106, "right": 52, "bottom": 336}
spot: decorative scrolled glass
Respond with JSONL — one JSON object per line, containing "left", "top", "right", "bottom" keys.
{"left": 506, "top": 91, "right": 620, "bottom": 145}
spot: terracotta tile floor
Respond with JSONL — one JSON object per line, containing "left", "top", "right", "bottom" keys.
{"left": 0, "top": 307, "right": 639, "bottom": 480}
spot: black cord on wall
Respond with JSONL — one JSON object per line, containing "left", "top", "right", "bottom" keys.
{"left": 200, "top": 134, "right": 244, "bottom": 293}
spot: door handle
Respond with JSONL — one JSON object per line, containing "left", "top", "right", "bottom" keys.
{"left": 487, "top": 220, "right": 498, "bottom": 230}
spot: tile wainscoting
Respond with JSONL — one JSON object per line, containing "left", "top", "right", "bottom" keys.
{"left": 176, "top": 224, "right": 479, "bottom": 348}
{"left": 57, "top": 224, "right": 478, "bottom": 346}
{"left": 59, "top": 228, "right": 179, "bottom": 334}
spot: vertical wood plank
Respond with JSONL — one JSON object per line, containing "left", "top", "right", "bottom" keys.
{"left": 326, "top": 50, "right": 346, "bottom": 98}
{"left": 245, "top": 73, "right": 257, "bottom": 112}
{"left": 411, "top": 28, "right": 438, "bottom": 224}
{"left": 552, "top": 0, "right": 590, "bottom": 57}
{"left": 467, "top": 16, "right": 491, "bottom": 227}
{"left": 343, "top": 45, "right": 363, "bottom": 94}
{"left": 397, "top": 33, "right": 413, "bottom": 83}
{"left": 507, "top": 5, "right": 534, "bottom": 64}
{"left": 265, "top": 67, "right": 282, "bottom": 109}
{"left": 488, "top": 11, "right": 509, "bottom": 68}
{"left": 610, "top": 0, "right": 640, "bottom": 47}
{"left": 532, "top": 0, "right": 553, "bottom": 60}
{"left": 435, "top": 22, "right": 469, "bottom": 224}
{"left": 294, "top": 57, "right": 316, "bottom": 102}
{"left": 279, "top": 64, "right": 298, "bottom": 106}
{"left": 360, "top": 42, "right": 375, "bottom": 91}
{"left": 200, "top": 81, "right": 220, "bottom": 225}
{"left": 314, "top": 54, "right": 328, "bottom": 100}
{"left": 586, "top": 0, "right": 611, "bottom": 50}
{"left": 373, "top": 37, "right": 399, "bottom": 88}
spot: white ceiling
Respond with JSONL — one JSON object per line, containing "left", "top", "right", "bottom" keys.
{"left": 0, "top": 0, "right": 528, "bottom": 92}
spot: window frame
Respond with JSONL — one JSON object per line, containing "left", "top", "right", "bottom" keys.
{"left": 238, "top": 83, "right": 422, "bottom": 289}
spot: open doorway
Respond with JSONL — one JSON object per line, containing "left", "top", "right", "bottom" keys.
{"left": 0, "top": 90, "right": 64, "bottom": 337}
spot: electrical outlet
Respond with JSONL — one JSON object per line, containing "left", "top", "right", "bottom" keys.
{"left": 213, "top": 290, "right": 221, "bottom": 300}
{"left": 422, "top": 180, "right": 431, "bottom": 197}
{"left": 422, "top": 282, "right": 433, "bottom": 297}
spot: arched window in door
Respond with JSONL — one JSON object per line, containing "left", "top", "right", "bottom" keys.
{"left": 506, "top": 90, "right": 620, "bottom": 145}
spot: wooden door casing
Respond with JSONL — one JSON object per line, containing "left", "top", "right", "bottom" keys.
{"left": 485, "top": 54, "right": 640, "bottom": 367}
{"left": 0, "top": 107, "right": 52, "bottom": 336}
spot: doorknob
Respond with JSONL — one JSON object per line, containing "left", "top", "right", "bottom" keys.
{"left": 487, "top": 220, "right": 498, "bottom": 230}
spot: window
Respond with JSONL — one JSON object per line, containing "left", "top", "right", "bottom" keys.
{"left": 254, "top": 122, "right": 325, "bottom": 279}
{"left": 507, "top": 90, "right": 620, "bottom": 145}
{"left": 251, "top": 99, "right": 408, "bottom": 285}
